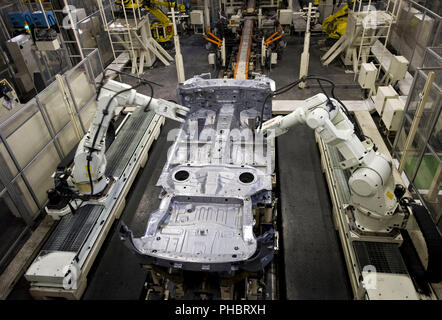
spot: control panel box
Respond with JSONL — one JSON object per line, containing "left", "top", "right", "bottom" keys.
{"left": 358, "top": 62, "right": 377, "bottom": 89}
{"left": 375, "top": 85, "right": 398, "bottom": 116}
{"left": 190, "top": 10, "right": 204, "bottom": 25}
{"left": 271, "top": 52, "right": 278, "bottom": 65}
{"left": 388, "top": 55, "right": 409, "bottom": 82}
{"left": 382, "top": 98, "right": 405, "bottom": 132}
{"left": 6, "top": 34, "right": 39, "bottom": 93}
{"left": 36, "top": 39, "right": 61, "bottom": 51}
{"left": 208, "top": 53, "right": 215, "bottom": 65}
{"left": 279, "top": 9, "right": 293, "bottom": 25}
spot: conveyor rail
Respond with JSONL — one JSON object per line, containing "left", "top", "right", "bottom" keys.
{"left": 234, "top": 17, "right": 254, "bottom": 79}
{"left": 42, "top": 109, "right": 155, "bottom": 253}
{"left": 246, "top": 0, "right": 256, "bottom": 14}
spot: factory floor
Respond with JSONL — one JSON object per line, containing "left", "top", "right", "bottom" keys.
{"left": 8, "top": 33, "right": 361, "bottom": 300}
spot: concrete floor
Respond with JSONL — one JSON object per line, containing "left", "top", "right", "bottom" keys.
{"left": 268, "top": 35, "right": 363, "bottom": 101}
{"left": 8, "top": 33, "right": 362, "bottom": 300}
{"left": 269, "top": 34, "right": 357, "bottom": 300}
{"left": 278, "top": 125, "right": 352, "bottom": 299}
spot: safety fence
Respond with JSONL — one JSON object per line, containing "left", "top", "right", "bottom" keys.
{"left": 390, "top": 0, "right": 441, "bottom": 72}
{"left": 0, "top": 48, "right": 102, "bottom": 273}
{"left": 393, "top": 47, "right": 442, "bottom": 229}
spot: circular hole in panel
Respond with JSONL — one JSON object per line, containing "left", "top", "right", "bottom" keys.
{"left": 239, "top": 172, "right": 255, "bottom": 184}
{"left": 175, "top": 170, "right": 190, "bottom": 181}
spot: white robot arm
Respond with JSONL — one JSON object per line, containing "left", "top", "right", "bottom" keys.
{"left": 71, "top": 79, "right": 189, "bottom": 195}
{"left": 260, "top": 93, "right": 406, "bottom": 233}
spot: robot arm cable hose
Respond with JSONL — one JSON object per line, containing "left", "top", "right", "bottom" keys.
{"left": 258, "top": 76, "right": 327, "bottom": 130}
{"left": 87, "top": 82, "right": 145, "bottom": 195}
{"left": 143, "top": 81, "right": 154, "bottom": 112}
{"left": 96, "top": 68, "right": 162, "bottom": 102}
{"left": 308, "top": 77, "right": 365, "bottom": 140}
{"left": 316, "top": 78, "right": 333, "bottom": 109}
{"left": 105, "top": 68, "right": 163, "bottom": 87}
{"left": 258, "top": 77, "right": 305, "bottom": 130}
{"left": 96, "top": 69, "right": 114, "bottom": 101}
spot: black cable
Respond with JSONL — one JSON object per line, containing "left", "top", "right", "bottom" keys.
{"left": 105, "top": 68, "right": 163, "bottom": 87}
{"left": 96, "top": 68, "right": 162, "bottom": 103}
{"left": 316, "top": 78, "right": 328, "bottom": 98}
{"left": 363, "top": 135, "right": 374, "bottom": 144}
{"left": 314, "top": 77, "right": 371, "bottom": 142}
{"left": 96, "top": 69, "right": 113, "bottom": 101}
{"left": 316, "top": 78, "right": 335, "bottom": 111}
{"left": 258, "top": 77, "right": 306, "bottom": 130}
{"left": 86, "top": 66, "right": 163, "bottom": 195}
{"left": 143, "top": 81, "right": 154, "bottom": 112}
{"left": 100, "top": 70, "right": 159, "bottom": 112}
{"left": 309, "top": 76, "right": 364, "bottom": 140}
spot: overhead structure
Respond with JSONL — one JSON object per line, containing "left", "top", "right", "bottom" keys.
{"left": 115, "top": 0, "right": 187, "bottom": 43}
{"left": 321, "top": 0, "right": 402, "bottom": 76}
{"left": 97, "top": 0, "right": 174, "bottom": 75}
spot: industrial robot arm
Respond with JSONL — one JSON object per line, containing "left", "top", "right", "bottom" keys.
{"left": 259, "top": 93, "right": 406, "bottom": 233}
{"left": 115, "top": 0, "right": 186, "bottom": 42}
{"left": 71, "top": 79, "right": 189, "bottom": 195}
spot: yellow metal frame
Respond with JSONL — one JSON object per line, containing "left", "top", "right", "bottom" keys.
{"left": 115, "top": 0, "right": 186, "bottom": 42}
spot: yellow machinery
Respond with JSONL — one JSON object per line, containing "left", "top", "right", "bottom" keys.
{"left": 0, "top": 79, "right": 19, "bottom": 110}
{"left": 116, "top": 0, "right": 186, "bottom": 42}
{"left": 322, "top": 4, "right": 349, "bottom": 39}
{"left": 321, "top": 1, "right": 376, "bottom": 39}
